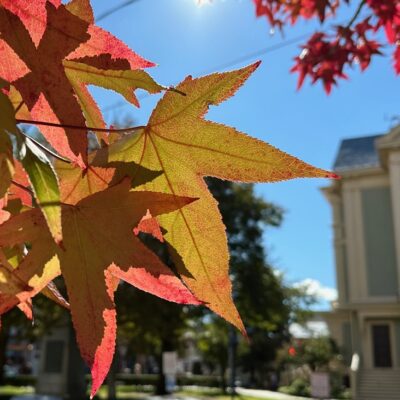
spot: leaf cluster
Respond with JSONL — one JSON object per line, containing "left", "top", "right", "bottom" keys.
{"left": 0, "top": 0, "right": 334, "bottom": 396}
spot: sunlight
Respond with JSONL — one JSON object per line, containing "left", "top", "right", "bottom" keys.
{"left": 195, "top": 0, "right": 212, "bottom": 7}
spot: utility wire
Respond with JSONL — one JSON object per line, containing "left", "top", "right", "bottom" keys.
{"left": 95, "top": 1, "right": 322, "bottom": 114}
{"left": 103, "top": 32, "right": 310, "bottom": 113}
{"left": 199, "top": 33, "right": 310, "bottom": 75}
{"left": 96, "top": 0, "right": 141, "bottom": 22}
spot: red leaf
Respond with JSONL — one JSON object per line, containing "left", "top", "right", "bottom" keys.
{"left": 0, "top": 0, "right": 61, "bottom": 47}
{"left": 133, "top": 209, "right": 164, "bottom": 242}
{"left": 9, "top": 161, "right": 32, "bottom": 207}
{"left": 0, "top": 180, "right": 199, "bottom": 397}
{"left": 395, "top": 46, "right": 400, "bottom": 74}
{"left": 68, "top": 25, "right": 155, "bottom": 70}
{"left": 0, "top": 0, "right": 155, "bottom": 166}
{"left": 0, "top": 198, "right": 10, "bottom": 224}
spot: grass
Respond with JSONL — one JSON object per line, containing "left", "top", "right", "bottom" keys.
{"left": 0, "top": 385, "right": 34, "bottom": 400}
{"left": 93, "top": 385, "right": 152, "bottom": 399}
{"left": 0, "top": 385, "right": 275, "bottom": 400}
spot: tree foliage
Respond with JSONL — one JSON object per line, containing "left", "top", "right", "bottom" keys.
{"left": 280, "top": 336, "right": 341, "bottom": 372}
{"left": 0, "top": 1, "right": 335, "bottom": 397}
{"left": 197, "top": 180, "right": 291, "bottom": 387}
{"left": 253, "top": 0, "right": 400, "bottom": 93}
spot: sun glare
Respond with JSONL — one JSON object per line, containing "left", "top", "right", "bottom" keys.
{"left": 195, "top": 0, "right": 212, "bottom": 7}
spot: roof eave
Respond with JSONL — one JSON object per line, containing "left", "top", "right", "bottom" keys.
{"left": 333, "top": 165, "right": 384, "bottom": 179}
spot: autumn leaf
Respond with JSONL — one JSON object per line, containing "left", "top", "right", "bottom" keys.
{"left": 55, "top": 158, "right": 162, "bottom": 206}
{"left": 0, "top": 133, "right": 13, "bottom": 199}
{"left": 0, "top": 211, "right": 62, "bottom": 316}
{"left": 0, "top": 2, "right": 90, "bottom": 166}
{"left": 0, "top": 91, "right": 15, "bottom": 199}
{"left": 0, "top": 199, "right": 10, "bottom": 224}
{"left": 0, "top": 87, "right": 62, "bottom": 243}
{"left": 0, "top": 248, "right": 31, "bottom": 303}
{"left": 0, "top": 79, "right": 17, "bottom": 134}
{"left": 43, "top": 281, "right": 70, "bottom": 310}
{"left": 63, "top": 59, "right": 164, "bottom": 144}
{"left": 64, "top": 60, "right": 164, "bottom": 108}
{"left": 134, "top": 209, "right": 164, "bottom": 243}
{"left": 97, "top": 62, "right": 336, "bottom": 333}
{"left": 0, "top": 179, "right": 199, "bottom": 397}
{"left": 0, "top": 243, "right": 67, "bottom": 319}
{"left": 20, "top": 138, "right": 62, "bottom": 245}
{"left": 0, "top": 0, "right": 157, "bottom": 165}
{"left": 0, "top": 0, "right": 61, "bottom": 47}
{"left": 66, "top": 0, "right": 93, "bottom": 24}
{"left": 9, "top": 161, "right": 33, "bottom": 207}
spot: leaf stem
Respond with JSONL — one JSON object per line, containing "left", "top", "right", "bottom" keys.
{"left": 16, "top": 119, "right": 146, "bottom": 134}
{"left": 168, "top": 87, "right": 187, "bottom": 96}
{"left": 15, "top": 101, "right": 24, "bottom": 114}
{"left": 11, "top": 180, "right": 33, "bottom": 195}
{"left": 18, "top": 131, "right": 72, "bottom": 164}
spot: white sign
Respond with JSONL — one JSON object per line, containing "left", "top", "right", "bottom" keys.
{"left": 162, "top": 351, "right": 178, "bottom": 375}
{"left": 311, "top": 372, "right": 330, "bottom": 399}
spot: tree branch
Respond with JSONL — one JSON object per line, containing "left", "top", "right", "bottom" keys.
{"left": 346, "top": 0, "right": 366, "bottom": 28}
{"left": 16, "top": 119, "right": 146, "bottom": 134}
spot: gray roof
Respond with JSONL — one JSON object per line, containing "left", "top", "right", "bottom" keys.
{"left": 334, "top": 134, "right": 383, "bottom": 172}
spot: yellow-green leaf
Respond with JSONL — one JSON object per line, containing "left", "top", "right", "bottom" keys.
{"left": 101, "top": 62, "right": 335, "bottom": 333}
{"left": 0, "top": 130, "right": 14, "bottom": 199}
{"left": 21, "top": 138, "right": 62, "bottom": 245}
{"left": 64, "top": 60, "right": 164, "bottom": 107}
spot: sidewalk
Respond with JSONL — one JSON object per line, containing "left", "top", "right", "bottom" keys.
{"left": 237, "top": 387, "right": 311, "bottom": 400}
{"left": 147, "top": 388, "right": 312, "bottom": 400}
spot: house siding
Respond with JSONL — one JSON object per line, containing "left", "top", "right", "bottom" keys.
{"left": 342, "top": 321, "right": 352, "bottom": 364}
{"left": 396, "top": 320, "right": 400, "bottom": 366}
{"left": 361, "top": 187, "right": 398, "bottom": 297}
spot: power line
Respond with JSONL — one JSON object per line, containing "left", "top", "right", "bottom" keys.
{"left": 103, "top": 32, "right": 310, "bottom": 113}
{"left": 199, "top": 33, "right": 310, "bottom": 75}
{"left": 96, "top": 0, "right": 141, "bottom": 22}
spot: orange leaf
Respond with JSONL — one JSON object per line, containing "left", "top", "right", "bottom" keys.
{"left": 0, "top": 179, "right": 199, "bottom": 397}
{"left": 134, "top": 209, "right": 164, "bottom": 242}
{"left": 0, "top": 0, "right": 155, "bottom": 165}
{"left": 100, "top": 63, "right": 335, "bottom": 334}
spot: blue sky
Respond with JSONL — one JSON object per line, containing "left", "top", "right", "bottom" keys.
{"left": 89, "top": 0, "right": 400, "bottom": 306}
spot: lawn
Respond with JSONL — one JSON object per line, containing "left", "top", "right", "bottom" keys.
{"left": 0, "top": 385, "right": 275, "bottom": 400}
{"left": 0, "top": 385, "right": 34, "bottom": 400}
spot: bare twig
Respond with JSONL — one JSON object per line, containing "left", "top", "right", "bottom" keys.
{"left": 16, "top": 119, "right": 146, "bottom": 134}
{"left": 346, "top": 0, "right": 366, "bottom": 28}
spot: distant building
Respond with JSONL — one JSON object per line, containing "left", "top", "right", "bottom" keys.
{"left": 322, "top": 125, "right": 400, "bottom": 400}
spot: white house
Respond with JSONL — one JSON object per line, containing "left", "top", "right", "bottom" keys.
{"left": 322, "top": 125, "right": 400, "bottom": 400}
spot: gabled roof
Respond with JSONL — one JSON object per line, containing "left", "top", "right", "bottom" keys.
{"left": 333, "top": 134, "right": 383, "bottom": 172}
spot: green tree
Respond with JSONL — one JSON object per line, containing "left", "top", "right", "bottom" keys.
{"left": 195, "top": 179, "right": 291, "bottom": 388}
{"left": 281, "top": 337, "right": 341, "bottom": 372}
{"left": 113, "top": 179, "right": 311, "bottom": 394}
{"left": 113, "top": 178, "right": 286, "bottom": 393}
{"left": 115, "top": 248, "right": 192, "bottom": 395}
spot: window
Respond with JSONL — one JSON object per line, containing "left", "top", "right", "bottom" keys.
{"left": 372, "top": 324, "right": 392, "bottom": 368}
